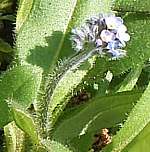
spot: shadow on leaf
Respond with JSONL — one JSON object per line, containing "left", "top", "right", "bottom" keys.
{"left": 27, "top": 31, "right": 74, "bottom": 73}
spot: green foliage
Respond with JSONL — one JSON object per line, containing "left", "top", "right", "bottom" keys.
{"left": 113, "top": 0, "right": 150, "bottom": 12}
{"left": 124, "top": 122, "right": 150, "bottom": 152}
{"left": 12, "top": 108, "right": 39, "bottom": 144}
{"left": 48, "top": 55, "right": 97, "bottom": 128}
{"left": 4, "top": 123, "right": 17, "bottom": 152}
{"left": 0, "top": 0, "right": 150, "bottom": 151}
{"left": 53, "top": 92, "right": 141, "bottom": 152}
{"left": 114, "top": 65, "right": 143, "bottom": 92}
{"left": 0, "top": 65, "right": 42, "bottom": 109}
{"left": 103, "top": 82, "right": 150, "bottom": 152}
{"left": 16, "top": 0, "right": 34, "bottom": 32}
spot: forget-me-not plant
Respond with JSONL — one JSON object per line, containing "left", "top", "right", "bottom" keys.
{"left": 71, "top": 13, "right": 130, "bottom": 59}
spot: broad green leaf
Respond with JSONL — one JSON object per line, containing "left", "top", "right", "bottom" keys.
{"left": 12, "top": 108, "right": 39, "bottom": 144}
{"left": 0, "top": 65, "right": 42, "bottom": 109}
{"left": 16, "top": 0, "right": 34, "bottom": 32}
{"left": 123, "top": 122, "right": 150, "bottom": 152}
{"left": 0, "top": 38, "right": 13, "bottom": 53}
{"left": 52, "top": 91, "right": 142, "bottom": 144}
{"left": 113, "top": 0, "right": 150, "bottom": 13}
{"left": 16, "top": 0, "right": 78, "bottom": 71}
{"left": 16, "top": 0, "right": 112, "bottom": 72}
{"left": 103, "top": 82, "right": 150, "bottom": 152}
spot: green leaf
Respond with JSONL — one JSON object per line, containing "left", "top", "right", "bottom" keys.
{"left": 16, "top": 0, "right": 112, "bottom": 72}
{"left": 0, "top": 65, "right": 42, "bottom": 109}
{"left": 123, "top": 122, "right": 150, "bottom": 152}
{"left": 16, "top": 0, "right": 34, "bottom": 32}
{"left": 0, "top": 38, "right": 13, "bottom": 53}
{"left": 103, "top": 82, "right": 150, "bottom": 152}
{"left": 68, "top": 132, "right": 94, "bottom": 152}
{"left": 114, "top": 65, "right": 143, "bottom": 92}
{"left": 52, "top": 91, "right": 142, "bottom": 145}
{"left": 0, "top": 99, "right": 11, "bottom": 127}
{"left": 12, "top": 108, "right": 39, "bottom": 144}
{"left": 113, "top": 0, "right": 150, "bottom": 13}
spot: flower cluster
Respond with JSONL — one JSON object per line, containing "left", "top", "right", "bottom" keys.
{"left": 71, "top": 14, "right": 130, "bottom": 59}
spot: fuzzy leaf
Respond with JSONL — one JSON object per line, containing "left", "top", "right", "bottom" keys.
{"left": 12, "top": 108, "right": 39, "bottom": 144}
{"left": 113, "top": 0, "right": 150, "bottom": 13}
{"left": 16, "top": 0, "right": 34, "bottom": 31}
{"left": 123, "top": 122, "right": 150, "bottom": 152}
{"left": 103, "top": 82, "right": 150, "bottom": 152}
{"left": 77, "top": 58, "right": 109, "bottom": 95}
{"left": 0, "top": 65, "right": 42, "bottom": 109}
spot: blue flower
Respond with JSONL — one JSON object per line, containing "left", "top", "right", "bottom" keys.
{"left": 71, "top": 13, "right": 130, "bottom": 59}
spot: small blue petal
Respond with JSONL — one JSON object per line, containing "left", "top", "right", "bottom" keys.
{"left": 105, "top": 15, "right": 123, "bottom": 30}
{"left": 95, "top": 39, "right": 102, "bottom": 47}
{"left": 100, "top": 30, "right": 115, "bottom": 43}
{"left": 107, "top": 40, "right": 123, "bottom": 50}
{"left": 116, "top": 32, "right": 130, "bottom": 43}
{"left": 108, "top": 49, "right": 126, "bottom": 59}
